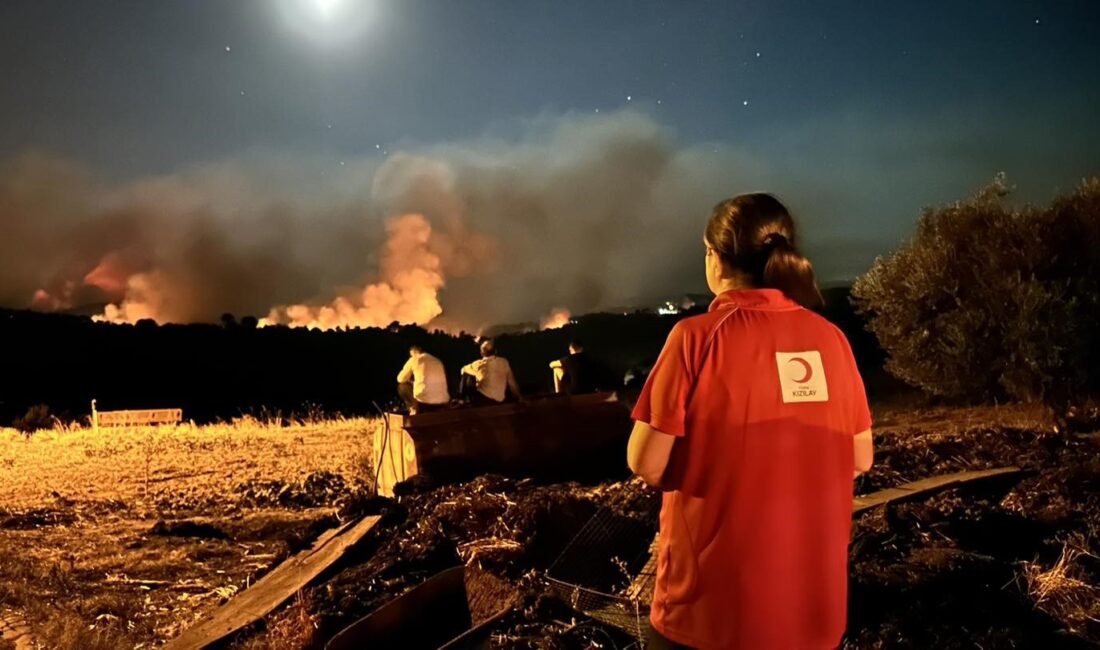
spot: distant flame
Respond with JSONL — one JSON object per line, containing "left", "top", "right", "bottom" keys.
{"left": 261, "top": 213, "right": 445, "bottom": 330}
{"left": 94, "top": 271, "right": 174, "bottom": 324}
{"left": 32, "top": 286, "right": 73, "bottom": 311}
{"left": 540, "top": 308, "right": 571, "bottom": 330}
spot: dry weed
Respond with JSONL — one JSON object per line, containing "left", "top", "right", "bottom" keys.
{"left": 233, "top": 590, "right": 319, "bottom": 650}
{"left": 1022, "top": 536, "right": 1100, "bottom": 634}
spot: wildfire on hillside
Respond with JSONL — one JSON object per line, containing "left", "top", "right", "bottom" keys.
{"left": 260, "top": 213, "right": 446, "bottom": 330}
{"left": 540, "top": 308, "right": 571, "bottom": 330}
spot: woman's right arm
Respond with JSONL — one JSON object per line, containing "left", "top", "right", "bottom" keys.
{"left": 627, "top": 421, "right": 677, "bottom": 488}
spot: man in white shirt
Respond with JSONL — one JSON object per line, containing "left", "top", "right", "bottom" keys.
{"left": 459, "top": 339, "right": 523, "bottom": 406}
{"left": 396, "top": 345, "right": 450, "bottom": 414}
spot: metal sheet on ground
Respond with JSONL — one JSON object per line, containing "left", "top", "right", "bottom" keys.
{"left": 163, "top": 515, "right": 380, "bottom": 650}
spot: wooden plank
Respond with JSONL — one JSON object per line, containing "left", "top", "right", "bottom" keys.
{"left": 851, "top": 466, "right": 1021, "bottom": 514}
{"left": 164, "top": 515, "right": 380, "bottom": 650}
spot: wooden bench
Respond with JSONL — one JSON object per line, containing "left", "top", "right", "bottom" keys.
{"left": 91, "top": 399, "right": 183, "bottom": 432}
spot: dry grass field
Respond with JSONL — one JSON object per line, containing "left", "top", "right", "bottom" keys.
{"left": 0, "top": 417, "right": 379, "bottom": 649}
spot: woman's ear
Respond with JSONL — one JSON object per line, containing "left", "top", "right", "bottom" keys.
{"left": 712, "top": 253, "right": 731, "bottom": 281}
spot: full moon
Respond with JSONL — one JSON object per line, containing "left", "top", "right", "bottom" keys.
{"left": 275, "top": 0, "right": 375, "bottom": 47}
{"left": 312, "top": 0, "right": 343, "bottom": 19}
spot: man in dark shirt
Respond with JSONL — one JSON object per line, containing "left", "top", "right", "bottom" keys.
{"left": 557, "top": 339, "right": 615, "bottom": 395}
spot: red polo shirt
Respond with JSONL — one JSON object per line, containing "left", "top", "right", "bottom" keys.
{"left": 633, "top": 289, "right": 872, "bottom": 650}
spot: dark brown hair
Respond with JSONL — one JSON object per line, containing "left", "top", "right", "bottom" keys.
{"left": 704, "top": 193, "right": 823, "bottom": 308}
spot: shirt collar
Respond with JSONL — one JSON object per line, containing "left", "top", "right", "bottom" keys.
{"left": 708, "top": 288, "right": 801, "bottom": 312}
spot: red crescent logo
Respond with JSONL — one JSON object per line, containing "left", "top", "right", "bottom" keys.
{"left": 788, "top": 357, "right": 813, "bottom": 383}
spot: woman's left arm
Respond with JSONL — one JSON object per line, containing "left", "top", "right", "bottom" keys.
{"left": 627, "top": 421, "right": 677, "bottom": 488}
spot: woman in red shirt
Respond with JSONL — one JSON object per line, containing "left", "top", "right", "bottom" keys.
{"left": 628, "top": 193, "right": 873, "bottom": 649}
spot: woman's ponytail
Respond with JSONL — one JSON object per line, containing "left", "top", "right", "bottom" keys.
{"left": 759, "top": 233, "right": 823, "bottom": 309}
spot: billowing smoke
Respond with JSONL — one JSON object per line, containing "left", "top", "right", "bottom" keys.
{"left": 261, "top": 213, "right": 449, "bottom": 329}
{"left": 2, "top": 104, "right": 1091, "bottom": 329}
{"left": 0, "top": 152, "right": 379, "bottom": 325}
{"left": 0, "top": 112, "right": 732, "bottom": 330}
{"left": 3, "top": 108, "right": 1050, "bottom": 330}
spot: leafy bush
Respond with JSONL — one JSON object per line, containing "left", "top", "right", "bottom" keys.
{"left": 13, "top": 404, "right": 55, "bottom": 435}
{"left": 852, "top": 175, "right": 1100, "bottom": 414}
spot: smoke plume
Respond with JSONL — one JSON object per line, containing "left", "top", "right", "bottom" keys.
{"left": 0, "top": 112, "right": 720, "bottom": 331}
{"left": 3, "top": 108, "right": 1062, "bottom": 330}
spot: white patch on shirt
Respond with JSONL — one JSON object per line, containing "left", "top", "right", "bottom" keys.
{"left": 776, "top": 350, "right": 829, "bottom": 403}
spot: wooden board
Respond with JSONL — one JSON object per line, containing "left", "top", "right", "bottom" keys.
{"left": 851, "top": 466, "right": 1021, "bottom": 513}
{"left": 164, "top": 515, "right": 380, "bottom": 650}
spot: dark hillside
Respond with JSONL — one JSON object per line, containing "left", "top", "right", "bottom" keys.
{"left": 0, "top": 287, "right": 887, "bottom": 424}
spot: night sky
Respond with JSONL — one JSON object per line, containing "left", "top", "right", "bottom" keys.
{"left": 1, "top": 1, "right": 1098, "bottom": 326}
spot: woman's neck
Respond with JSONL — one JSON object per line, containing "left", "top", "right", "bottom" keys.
{"left": 713, "top": 274, "right": 755, "bottom": 295}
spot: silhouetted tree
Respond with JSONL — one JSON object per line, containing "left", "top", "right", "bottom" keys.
{"left": 853, "top": 176, "right": 1100, "bottom": 420}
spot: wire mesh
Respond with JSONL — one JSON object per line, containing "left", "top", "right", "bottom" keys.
{"left": 547, "top": 495, "right": 661, "bottom": 639}
{"left": 547, "top": 576, "right": 651, "bottom": 640}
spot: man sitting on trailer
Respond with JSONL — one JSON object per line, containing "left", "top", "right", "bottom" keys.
{"left": 556, "top": 339, "right": 615, "bottom": 395}
{"left": 396, "top": 344, "right": 450, "bottom": 414}
{"left": 459, "top": 339, "right": 523, "bottom": 406}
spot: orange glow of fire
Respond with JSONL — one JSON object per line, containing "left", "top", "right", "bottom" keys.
{"left": 261, "top": 213, "right": 445, "bottom": 330}
{"left": 31, "top": 287, "right": 72, "bottom": 311}
{"left": 540, "top": 308, "right": 572, "bottom": 330}
{"left": 83, "top": 252, "right": 131, "bottom": 296}
{"left": 94, "top": 271, "right": 174, "bottom": 324}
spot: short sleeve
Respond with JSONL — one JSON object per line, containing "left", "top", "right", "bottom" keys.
{"left": 631, "top": 322, "right": 695, "bottom": 437}
{"left": 834, "top": 327, "right": 872, "bottom": 434}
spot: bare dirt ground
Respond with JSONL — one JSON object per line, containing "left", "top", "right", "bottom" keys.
{"left": 2, "top": 403, "right": 1099, "bottom": 649}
